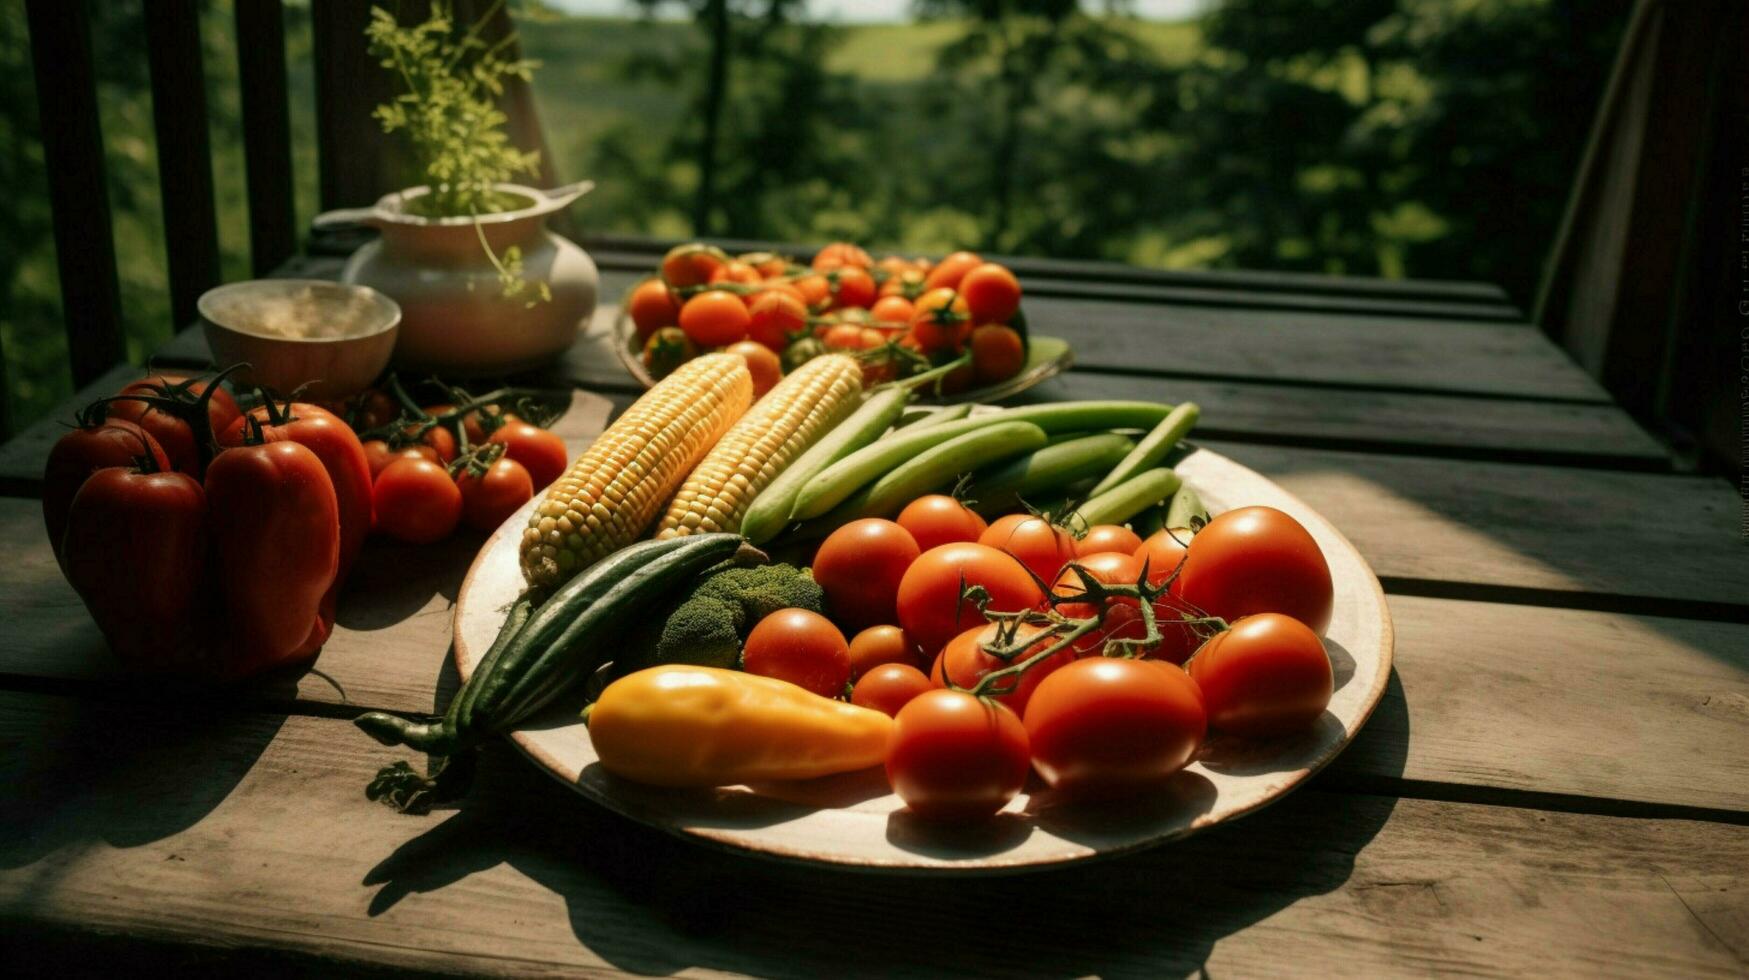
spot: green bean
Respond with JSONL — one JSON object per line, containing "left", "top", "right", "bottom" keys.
{"left": 966, "top": 433, "right": 1135, "bottom": 514}
{"left": 740, "top": 387, "right": 911, "bottom": 544}
{"left": 1088, "top": 402, "right": 1200, "bottom": 497}
{"left": 1164, "top": 482, "right": 1209, "bottom": 529}
{"left": 894, "top": 403, "right": 972, "bottom": 431}
{"left": 1067, "top": 468, "right": 1182, "bottom": 530}
{"left": 840, "top": 421, "right": 1049, "bottom": 519}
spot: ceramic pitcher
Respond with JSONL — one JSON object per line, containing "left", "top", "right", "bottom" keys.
{"left": 313, "top": 182, "right": 598, "bottom": 376}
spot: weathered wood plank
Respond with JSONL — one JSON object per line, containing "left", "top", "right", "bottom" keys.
{"left": 0, "top": 694, "right": 1742, "bottom": 977}
{"left": 1200, "top": 440, "right": 1746, "bottom": 610}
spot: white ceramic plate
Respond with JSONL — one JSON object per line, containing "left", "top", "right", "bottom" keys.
{"left": 452, "top": 445, "right": 1393, "bottom": 872}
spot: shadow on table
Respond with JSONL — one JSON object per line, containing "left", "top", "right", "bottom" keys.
{"left": 360, "top": 669, "right": 1410, "bottom": 976}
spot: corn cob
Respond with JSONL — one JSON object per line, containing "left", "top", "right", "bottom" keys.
{"left": 656, "top": 353, "right": 863, "bottom": 539}
{"left": 521, "top": 353, "right": 752, "bottom": 587}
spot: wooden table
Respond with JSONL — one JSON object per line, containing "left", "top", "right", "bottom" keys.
{"left": 3, "top": 243, "right": 1745, "bottom": 976}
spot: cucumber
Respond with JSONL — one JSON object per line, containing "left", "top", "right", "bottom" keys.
{"left": 741, "top": 387, "right": 911, "bottom": 545}
{"left": 1165, "top": 483, "right": 1210, "bottom": 529}
{"left": 487, "top": 534, "right": 760, "bottom": 728}
{"left": 455, "top": 593, "right": 535, "bottom": 734}
{"left": 1088, "top": 402, "right": 1200, "bottom": 497}
{"left": 838, "top": 421, "right": 1049, "bottom": 520}
{"left": 1067, "top": 468, "right": 1182, "bottom": 531}
{"left": 966, "top": 433, "right": 1135, "bottom": 514}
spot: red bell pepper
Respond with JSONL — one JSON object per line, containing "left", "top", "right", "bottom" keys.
{"left": 204, "top": 434, "right": 340, "bottom": 672}
{"left": 60, "top": 455, "right": 210, "bottom": 674}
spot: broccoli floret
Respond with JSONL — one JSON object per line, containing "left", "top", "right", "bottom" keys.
{"left": 644, "top": 563, "right": 824, "bottom": 669}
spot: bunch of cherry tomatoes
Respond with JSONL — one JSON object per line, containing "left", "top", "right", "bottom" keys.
{"left": 327, "top": 381, "right": 571, "bottom": 545}
{"left": 626, "top": 242, "right": 1030, "bottom": 396}
{"left": 727, "top": 495, "right": 1337, "bottom": 822}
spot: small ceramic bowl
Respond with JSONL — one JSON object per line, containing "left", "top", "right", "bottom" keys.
{"left": 198, "top": 279, "right": 401, "bottom": 400}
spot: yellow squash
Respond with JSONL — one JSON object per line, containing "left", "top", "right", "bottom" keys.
{"left": 587, "top": 666, "right": 894, "bottom": 787}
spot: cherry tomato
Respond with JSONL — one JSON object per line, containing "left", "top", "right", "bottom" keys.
{"left": 455, "top": 456, "right": 534, "bottom": 533}
{"left": 823, "top": 322, "right": 876, "bottom": 351}
{"left": 959, "top": 263, "right": 1021, "bottom": 323}
{"left": 887, "top": 690, "right": 1030, "bottom": 822}
{"left": 847, "top": 624, "right": 922, "bottom": 678}
{"left": 741, "top": 251, "right": 791, "bottom": 278}
{"left": 1132, "top": 528, "right": 1202, "bottom": 664}
{"left": 936, "top": 357, "right": 978, "bottom": 395}
{"left": 747, "top": 291, "right": 808, "bottom": 351}
{"left": 1177, "top": 507, "right": 1334, "bottom": 634}
{"left": 812, "top": 241, "right": 872, "bottom": 271}
{"left": 365, "top": 439, "right": 437, "bottom": 477}
{"left": 372, "top": 456, "right": 462, "bottom": 544}
{"left": 642, "top": 326, "right": 697, "bottom": 379}
{"left": 725, "top": 340, "right": 783, "bottom": 398}
{"left": 660, "top": 243, "right": 724, "bottom": 287}
{"left": 969, "top": 324, "right": 1024, "bottom": 384}
{"left": 742, "top": 608, "right": 852, "bottom": 699}
{"left": 880, "top": 268, "right": 927, "bottom": 299}
{"left": 402, "top": 421, "right": 457, "bottom": 463}
{"left": 709, "top": 260, "right": 761, "bottom": 285}
{"left": 1079, "top": 524, "right": 1143, "bottom": 557}
{"left": 1024, "top": 658, "right": 1206, "bottom": 797}
{"left": 793, "top": 273, "right": 832, "bottom": 311}
{"left": 679, "top": 290, "right": 751, "bottom": 348}
{"left": 923, "top": 250, "right": 983, "bottom": 292}
{"left": 813, "top": 518, "right": 921, "bottom": 633}
{"left": 910, "top": 287, "right": 972, "bottom": 353}
{"left": 851, "top": 663, "right": 934, "bottom": 717}
{"left": 1134, "top": 527, "right": 1193, "bottom": 587}
{"left": 1052, "top": 551, "right": 1149, "bottom": 656}
{"left": 831, "top": 267, "right": 878, "bottom": 310}
{"left": 870, "top": 295, "right": 915, "bottom": 326}
{"left": 488, "top": 420, "right": 568, "bottom": 491}
{"left": 934, "top": 623, "right": 1075, "bottom": 715}
{"left": 896, "top": 542, "right": 1045, "bottom": 658}
{"left": 1187, "top": 613, "right": 1332, "bottom": 736}
{"left": 420, "top": 403, "right": 494, "bottom": 446}
{"left": 348, "top": 388, "right": 400, "bottom": 431}
{"left": 979, "top": 513, "right": 1077, "bottom": 586}
{"left": 627, "top": 279, "right": 680, "bottom": 341}
{"left": 896, "top": 494, "right": 987, "bottom": 553}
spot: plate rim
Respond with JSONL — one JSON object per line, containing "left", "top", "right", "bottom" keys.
{"left": 452, "top": 444, "right": 1395, "bottom": 873}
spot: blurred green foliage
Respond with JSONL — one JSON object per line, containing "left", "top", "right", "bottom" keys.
{"left": 0, "top": 0, "right": 1625, "bottom": 435}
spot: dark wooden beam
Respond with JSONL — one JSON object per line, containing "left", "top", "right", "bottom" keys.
{"left": 235, "top": 0, "right": 297, "bottom": 276}
{"left": 143, "top": 0, "right": 222, "bottom": 332}
{"left": 23, "top": 0, "right": 125, "bottom": 387}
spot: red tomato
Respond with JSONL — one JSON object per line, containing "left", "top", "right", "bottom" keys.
{"left": 742, "top": 251, "right": 791, "bottom": 278}
{"left": 969, "top": 324, "right": 1024, "bottom": 384}
{"left": 747, "top": 291, "right": 808, "bottom": 351}
{"left": 979, "top": 513, "right": 1077, "bottom": 586}
{"left": 660, "top": 243, "right": 724, "bottom": 287}
{"left": 627, "top": 279, "right": 680, "bottom": 341}
{"left": 42, "top": 418, "right": 169, "bottom": 564}
{"left": 887, "top": 689, "right": 1029, "bottom": 822}
{"left": 831, "top": 267, "right": 878, "bottom": 310}
{"left": 110, "top": 374, "right": 242, "bottom": 475}
{"left": 60, "top": 461, "right": 208, "bottom": 672}
{"left": 811, "top": 241, "right": 872, "bottom": 271}
{"left": 488, "top": 421, "right": 568, "bottom": 491}
{"left": 910, "top": 287, "right": 972, "bottom": 353}
{"left": 880, "top": 268, "right": 927, "bottom": 300}
{"left": 709, "top": 260, "right": 761, "bottom": 285}
{"left": 822, "top": 322, "right": 876, "bottom": 351}
{"left": 1079, "top": 524, "right": 1143, "bottom": 557}
{"left": 813, "top": 518, "right": 921, "bottom": 633}
{"left": 401, "top": 421, "right": 457, "bottom": 463}
{"left": 934, "top": 622, "right": 1075, "bottom": 714}
{"left": 1132, "top": 527, "right": 1202, "bottom": 664}
{"left": 1052, "top": 551, "right": 1149, "bottom": 656}
{"left": 724, "top": 340, "right": 782, "bottom": 398}
{"left": 793, "top": 273, "right": 832, "bottom": 311}
{"left": 923, "top": 251, "right": 984, "bottom": 292}
{"left": 1177, "top": 507, "right": 1334, "bottom": 634}
{"left": 679, "top": 290, "right": 751, "bottom": 348}
{"left": 897, "top": 494, "right": 988, "bottom": 553}
{"left": 372, "top": 456, "right": 462, "bottom": 544}
{"left": 851, "top": 663, "right": 934, "bottom": 717}
{"left": 363, "top": 439, "right": 433, "bottom": 478}
{"left": 742, "top": 608, "right": 852, "bottom": 699}
{"left": 959, "top": 263, "right": 1021, "bottom": 323}
{"left": 1134, "top": 527, "right": 1193, "bottom": 587}
{"left": 456, "top": 456, "right": 534, "bottom": 533}
{"left": 869, "top": 295, "right": 915, "bottom": 326}
{"left": 206, "top": 440, "right": 340, "bottom": 668}
{"left": 847, "top": 624, "right": 921, "bottom": 678}
{"left": 1024, "top": 658, "right": 1206, "bottom": 797}
{"left": 896, "top": 542, "right": 1045, "bottom": 657}
{"left": 1187, "top": 613, "right": 1332, "bottom": 737}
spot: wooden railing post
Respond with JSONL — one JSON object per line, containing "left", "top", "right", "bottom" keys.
{"left": 235, "top": 0, "right": 298, "bottom": 277}
{"left": 23, "top": 0, "right": 124, "bottom": 387}
{"left": 143, "top": 0, "right": 222, "bottom": 332}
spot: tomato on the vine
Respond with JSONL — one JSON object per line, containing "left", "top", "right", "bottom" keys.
{"left": 742, "top": 608, "right": 852, "bottom": 699}
{"left": 812, "top": 241, "right": 872, "bottom": 271}
{"left": 1176, "top": 507, "right": 1334, "bottom": 634}
{"left": 1134, "top": 527, "right": 1193, "bottom": 586}
{"left": 724, "top": 341, "right": 782, "bottom": 398}
{"left": 1186, "top": 613, "right": 1332, "bottom": 737}
{"left": 1079, "top": 524, "right": 1143, "bottom": 557}
{"left": 660, "top": 243, "right": 724, "bottom": 287}
{"left": 848, "top": 624, "right": 922, "bottom": 677}
{"left": 372, "top": 456, "right": 462, "bottom": 544}
{"left": 488, "top": 420, "right": 567, "bottom": 491}
{"left": 1051, "top": 551, "right": 1149, "bottom": 656}
{"left": 813, "top": 518, "right": 921, "bottom": 632}
{"left": 896, "top": 494, "right": 987, "bottom": 553}
{"left": 959, "top": 263, "right": 1022, "bottom": 324}
{"left": 402, "top": 420, "right": 457, "bottom": 463}
{"left": 456, "top": 456, "right": 534, "bottom": 533}
{"left": 747, "top": 291, "right": 808, "bottom": 351}
{"left": 679, "top": 290, "right": 751, "bottom": 348}
{"left": 869, "top": 295, "right": 915, "bottom": 326}
{"left": 831, "top": 267, "right": 878, "bottom": 310}
{"left": 1024, "top": 657, "right": 1206, "bottom": 797}
{"left": 969, "top": 324, "right": 1024, "bottom": 384}
{"left": 895, "top": 542, "right": 1044, "bottom": 657}
{"left": 910, "top": 287, "right": 972, "bottom": 353}
{"left": 923, "top": 250, "right": 983, "bottom": 292}
{"left": 709, "top": 260, "right": 761, "bottom": 286}
{"left": 823, "top": 322, "right": 877, "bottom": 351}
{"left": 851, "top": 663, "right": 933, "bottom": 717}
{"left": 627, "top": 279, "right": 680, "bottom": 341}
{"left": 887, "top": 689, "right": 1030, "bottom": 822}
{"left": 934, "top": 622, "right": 1075, "bottom": 715}
{"left": 980, "top": 513, "right": 1077, "bottom": 586}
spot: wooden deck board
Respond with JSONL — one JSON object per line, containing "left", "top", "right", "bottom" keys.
{"left": 0, "top": 693, "right": 1742, "bottom": 978}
